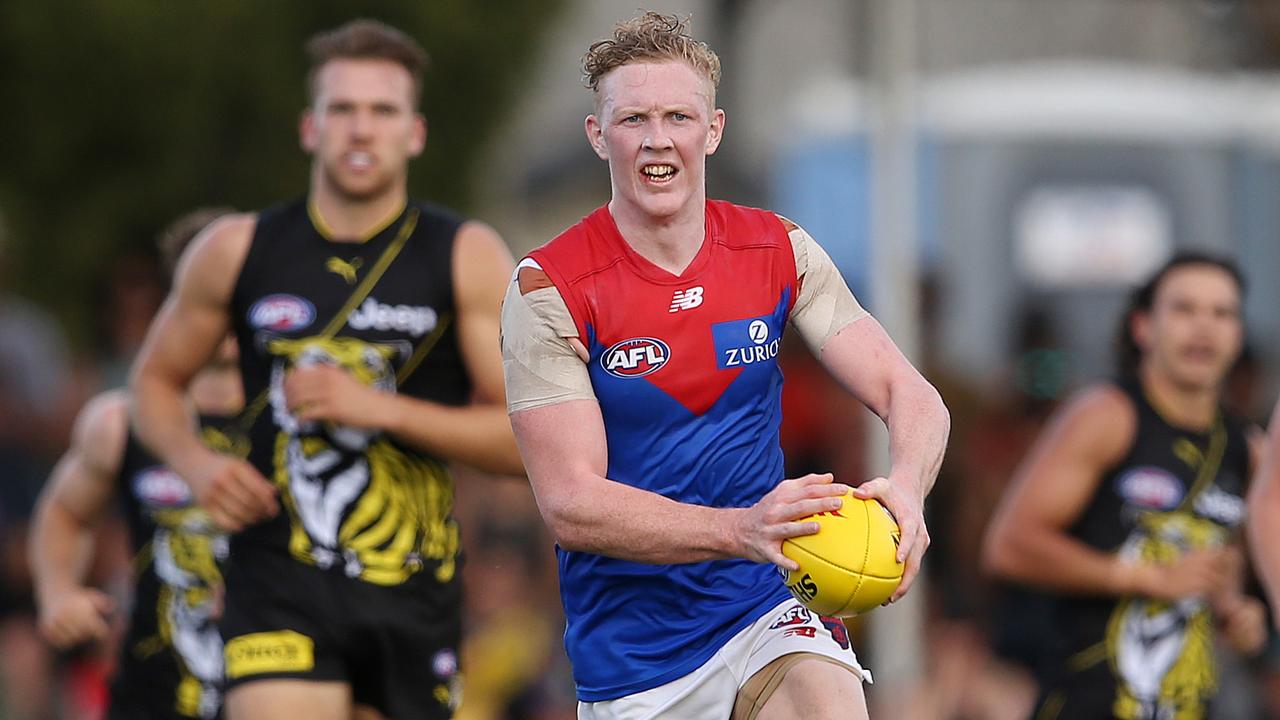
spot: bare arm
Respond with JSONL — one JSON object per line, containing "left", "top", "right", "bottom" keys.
{"left": 511, "top": 400, "right": 847, "bottom": 567}
{"left": 282, "top": 221, "right": 523, "bottom": 475}
{"left": 983, "top": 386, "right": 1229, "bottom": 599}
{"left": 815, "top": 317, "right": 949, "bottom": 601}
{"left": 1248, "top": 400, "right": 1280, "bottom": 625}
{"left": 29, "top": 392, "right": 126, "bottom": 648}
{"left": 130, "top": 215, "right": 277, "bottom": 530}
{"left": 783, "top": 219, "right": 949, "bottom": 601}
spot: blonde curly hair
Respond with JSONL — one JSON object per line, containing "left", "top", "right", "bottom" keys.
{"left": 582, "top": 12, "right": 721, "bottom": 96}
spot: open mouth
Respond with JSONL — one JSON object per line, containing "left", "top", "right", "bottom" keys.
{"left": 1181, "top": 345, "right": 1218, "bottom": 364}
{"left": 640, "top": 163, "right": 677, "bottom": 184}
{"left": 344, "top": 151, "right": 374, "bottom": 172}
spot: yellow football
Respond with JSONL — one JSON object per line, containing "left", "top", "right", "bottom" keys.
{"left": 781, "top": 492, "right": 905, "bottom": 617}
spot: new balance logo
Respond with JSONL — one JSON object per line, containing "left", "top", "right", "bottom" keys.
{"left": 669, "top": 286, "right": 704, "bottom": 313}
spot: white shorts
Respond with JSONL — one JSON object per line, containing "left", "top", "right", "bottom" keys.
{"left": 578, "top": 599, "right": 871, "bottom": 720}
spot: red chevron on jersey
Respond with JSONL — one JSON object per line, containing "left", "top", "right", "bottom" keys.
{"left": 529, "top": 201, "right": 797, "bottom": 416}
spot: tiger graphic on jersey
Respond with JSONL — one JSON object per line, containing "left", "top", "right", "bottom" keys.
{"left": 148, "top": 507, "right": 227, "bottom": 718}
{"left": 265, "top": 336, "right": 458, "bottom": 586}
{"left": 1106, "top": 511, "right": 1226, "bottom": 719}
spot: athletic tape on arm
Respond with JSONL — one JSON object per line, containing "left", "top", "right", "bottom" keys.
{"left": 500, "top": 269, "right": 595, "bottom": 413}
{"left": 784, "top": 219, "right": 868, "bottom": 352}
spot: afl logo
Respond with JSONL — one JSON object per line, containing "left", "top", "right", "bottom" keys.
{"left": 249, "top": 294, "right": 315, "bottom": 332}
{"left": 132, "top": 467, "right": 193, "bottom": 508}
{"left": 1116, "top": 466, "right": 1184, "bottom": 510}
{"left": 602, "top": 337, "right": 670, "bottom": 378}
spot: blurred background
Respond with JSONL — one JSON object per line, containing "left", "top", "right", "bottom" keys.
{"left": 3, "top": 0, "right": 1280, "bottom": 718}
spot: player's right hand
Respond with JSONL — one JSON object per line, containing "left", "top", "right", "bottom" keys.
{"left": 1133, "top": 547, "right": 1232, "bottom": 601}
{"left": 732, "top": 473, "right": 851, "bottom": 571}
{"left": 38, "top": 587, "right": 114, "bottom": 649}
{"left": 188, "top": 453, "right": 278, "bottom": 532}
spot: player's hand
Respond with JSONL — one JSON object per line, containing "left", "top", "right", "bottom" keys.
{"left": 852, "top": 475, "right": 928, "bottom": 603}
{"left": 1213, "top": 592, "right": 1268, "bottom": 655}
{"left": 732, "top": 473, "right": 851, "bottom": 570}
{"left": 1131, "top": 547, "right": 1232, "bottom": 601}
{"left": 283, "top": 365, "right": 391, "bottom": 430}
{"left": 188, "top": 452, "right": 278, "bottom": 532}
{"left": 37, "top": 587, "right": 114, "bottom": 649}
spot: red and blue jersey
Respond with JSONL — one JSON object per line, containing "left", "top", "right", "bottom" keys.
{"left": 529, "top": 200, "right": 799, "bottom": 700}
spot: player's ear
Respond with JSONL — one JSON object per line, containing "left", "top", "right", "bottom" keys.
{"left": 1130, "top": 310, "right": 1152, "bottom": 353}
{"left": 300, "top": 109, "right": 318, "bottom": 153}
{"left": 409, "top": 114, "right": 427, "bottom": 157}
{"left": 705, "top": 108, "right": 725, "bottom": 156}
{"left": 585, "top": 114, "right": 608, "bottom": 160}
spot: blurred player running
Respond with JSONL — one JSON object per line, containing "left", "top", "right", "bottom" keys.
{"left": 131, "top": 19, "right": 519, "bottom": 720}
{"left": 32, "top": 208, "right": 241, "bottom": 719}
{"left": 984, "top": 252, "right": 1267, "bottom": 719}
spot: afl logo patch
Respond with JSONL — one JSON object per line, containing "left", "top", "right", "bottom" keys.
{"left": 601, "top": 337, "right": 670, "bottom": 378}
{"left": 1116, "top": 467, "right": 1184, "bottom": 510}
{"left": 249, "top": 294, "right": 315, "bottom": 332}
{"left": 132, "top": 467, "right": 193, "bottom": 508}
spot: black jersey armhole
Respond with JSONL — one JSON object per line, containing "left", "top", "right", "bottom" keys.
{"left": 230, "top": 200, "right": 298, "bottom": 320}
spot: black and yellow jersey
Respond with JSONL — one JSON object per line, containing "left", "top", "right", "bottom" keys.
{"left": 112, "top": 418, "right": 235, "bottom": 720}
{"left": 228, "top": 198, "right": 468, "bottom": 589}
{"left": 1034, "top": 377, "right": 1252, "bottom": 720}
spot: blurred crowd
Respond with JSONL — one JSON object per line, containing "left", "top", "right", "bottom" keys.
{"left": 2, "top": 218, "right": 1277, "bottom": 720}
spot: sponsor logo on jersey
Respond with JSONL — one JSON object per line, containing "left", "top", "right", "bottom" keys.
{"left": 669, "top": 286, "right": 704, "bottom": 312}
{"left": 249, "top": 294, "right": 316, "bottom": 332}
{"left": 348, "top": 297, "right": 438, "bottom": 338}
{"left": 601, "top": 337, "right": 670, "bottom": 378}
{"left": 224, "top": 630, "right": 315, "bottom": 679}
{"left": 784, "top": 626, "right": 818, "bottom": 639}
{"left": 769, "top": 605, "right": 813, "bottom": 629}
{"left": 1116, "top": 467, "right": 1184, "bottom": 511}
{"left": 713, "top": 315, "right": 781, "bottom": 370}
{"left": 1194, "top": 483, "right": 1245, "bottom": 527}
{"left": 432, "top": 649, "right": 458, "bottom": 678}
{"left": 132, "top": 467, "right": 194, "bottom": 508}
{"left": 325, "top": 256, "right": 363, "bottom": 285}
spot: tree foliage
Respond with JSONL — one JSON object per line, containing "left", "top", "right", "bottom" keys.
{"left": 0, "top": 0, "right": 563, "bottom": 344}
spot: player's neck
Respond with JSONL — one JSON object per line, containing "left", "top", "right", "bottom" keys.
{"left": 1139, "top": 364, "right": 1219, "bottom": 431}
{"left": 608, "top": 196, "right": 706, "bottom": 276}
{"left": 189, "top": 365, "right": 244, "bottom": 417}
{"left": 309, "top": 182, "right": 408, "bottom": 242}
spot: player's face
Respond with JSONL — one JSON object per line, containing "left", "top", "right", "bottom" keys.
{"left": 300, "top": 59, "right": 425, "bottom": 201}
{"left": 1135, "top": 264, "right": 1243, "bottom": 392}
{"left": 586, "top": 61, "right": 724, "bottom": 223}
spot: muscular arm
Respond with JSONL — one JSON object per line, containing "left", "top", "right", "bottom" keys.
{"left": 503, "top": 269, "right": 846, "bottom": 567}
{"left": 983, "top": 386, "right": 1229, "bottom": 599}
{"left": 284, "top": 222, "right": 523, "bottom": 476}
{"left": 512, "top": 401, "right": 845, "bottom": 566}
{"left": 383, "top": 221, "right": 521, "bottom": 474}
{"left": 29, "top": 392, "right": 126, "bottom": 647}
{"left": 1248, "top": 400, "right": 1280, "bottom": 623}
{"left": 130, "top": 215, "right": 277, "bottom": 530}
{"left": 785, "top": 218, "right": 949, "bottom": 600}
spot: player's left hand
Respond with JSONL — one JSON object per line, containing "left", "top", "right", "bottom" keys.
{"left": 852, "top": 475, "right": 928, "bottom": 603}
{"left": 283, "top": 365, "right": 392, "bottom": 430}
{"left": 1213, "top": 592, "right": 1268, "bottom": 655}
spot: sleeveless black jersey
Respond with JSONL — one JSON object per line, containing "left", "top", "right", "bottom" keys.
{"left": 112, "top": 418, "right": 234, "bottom": 720}
{"left": 1035, "top": 378, "right": 1251, "bottom": 720}
{"left": 229, "top": 198, "right": 469, "bottom": 590}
